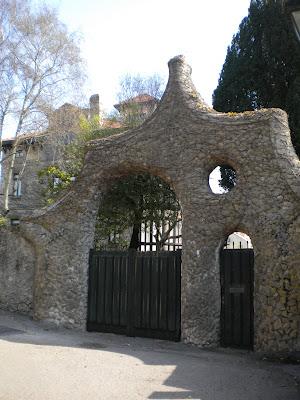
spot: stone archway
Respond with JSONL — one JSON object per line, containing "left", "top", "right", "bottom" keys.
{"left": 20, "top": 55, "right": 299, "bottom": 353}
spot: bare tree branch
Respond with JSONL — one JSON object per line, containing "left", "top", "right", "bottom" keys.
{"left": 0, "top": 0, "right": 86, "bottom": 213}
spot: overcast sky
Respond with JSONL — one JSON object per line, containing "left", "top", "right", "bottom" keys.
{"left": 49, "top": 0, "right": 250, "bottom": 113}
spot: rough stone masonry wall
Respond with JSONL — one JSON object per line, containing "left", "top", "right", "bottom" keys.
{"left": 0, "top": 227, "right": 35, "bottom": 315}
{"left": 0, "top": 55, "right": 299, "bottom": 353}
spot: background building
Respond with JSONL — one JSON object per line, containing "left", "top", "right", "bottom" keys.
{"left": 0, "top": 95, "right": 100, "bottom": 214}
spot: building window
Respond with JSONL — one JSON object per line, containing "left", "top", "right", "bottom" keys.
{"left": 53, "top": 177, "right": 60, "bottom": 187}
{"left": 53, "top": 176, "right": 75, "bottom": 187}
{"left": 15, "top": 149, "right": 24, "bottom": 158}
{"left": 13, "top": 173, "right": 22, "bottom": 197}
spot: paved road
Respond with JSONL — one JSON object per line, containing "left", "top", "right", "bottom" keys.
{"left": 0, "top": 310, "right": 298, "bottom": 400}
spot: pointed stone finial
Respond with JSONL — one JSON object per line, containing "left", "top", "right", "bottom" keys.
{"left": 164, "top": 55, "right": 212, "bottom": 112}
{"left": 168, "top": 55, "right": 192, "bottom": 75}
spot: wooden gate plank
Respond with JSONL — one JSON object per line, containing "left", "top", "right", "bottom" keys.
{"left": 241, "top": 250, "right": 254, "bottom": 347}
{"left": 223, "top": 250, "right": 232, "bottom": 345}
{"left": 159, "top": 255, "right": 168, "bottom": 331}
{"left": 150, "top": 255, "right": 159, "bottom": 330}
{"left": 167, "top": 255, "right": 176, "bottom": 332}
{"left": 88, "top": 252, "right": 97, "bottom": 323}
{"left": 141, "top": 255, "right": 151, "bottom": 329}
{"left": 119, "top": 255, "right": 127, "bottom": 327}
{"left": 96, "top": 254, "right": 105, "bottom": 324}
{"left": 134, "top": 255, "right": 142, "bottom": 328}
{"left": 232, "top": 250, "right": 242, "bottom": 346}
{"left": 174, "top": 251, "right": 181, "bottom": 336}
{"left": 112, "top": 255, "right": 120, "bottom": 326}
{"left": 104, "top": 254, "right": 113, "bottom": 325}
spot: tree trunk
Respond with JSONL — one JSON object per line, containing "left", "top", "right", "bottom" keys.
{"left": 2, "top": 143, "right": 17, "bottom": 213}
{"left": 129, "top": 222, "right": 140, "bottom": 250}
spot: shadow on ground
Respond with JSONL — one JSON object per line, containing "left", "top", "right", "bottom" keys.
{"left": 0, "top": 310, "right": 299, "bottom": 400}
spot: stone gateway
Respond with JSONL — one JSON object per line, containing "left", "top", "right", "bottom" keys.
{"left": 0, "top": 55, "right": 299, "bottom": 353}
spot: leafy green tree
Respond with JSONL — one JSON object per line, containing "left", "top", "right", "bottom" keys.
{"left": 217, "top": 165, "right": 237, "bottom": 193}
{"left": 60, "top": 116, "right": 123, "bottom": 176}
{"left": 38, "top": 117, "right": 124, "bottom": 204}
{"left": 38, "top": 166, "right": 74, "bottom": 205}
{"left": 213, "top": 0, "right": 300, "bottom": 190}
{"left": 95, "top": 173, "right": 180, "bottom": 251}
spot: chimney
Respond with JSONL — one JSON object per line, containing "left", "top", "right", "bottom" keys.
{"left": 89, "top": 94, "right": 100, "bottom": 120}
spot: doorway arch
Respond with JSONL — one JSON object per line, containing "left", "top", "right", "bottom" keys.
{"left": 93, "top": 171, "right": 182, "bottom": 252}
{"left": 87, "top": 170, "right": 182, "bottom": 340}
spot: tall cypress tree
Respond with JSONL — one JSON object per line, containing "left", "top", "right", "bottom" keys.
{"left": 213, "top": 0, "right": 300, "bottom": 189}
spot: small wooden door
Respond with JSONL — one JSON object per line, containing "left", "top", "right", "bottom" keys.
{"left": 220, "top": 249, "right": 254, "bottom": 349}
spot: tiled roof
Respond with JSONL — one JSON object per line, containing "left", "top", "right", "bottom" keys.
{"left": 2, "top": 131, "right": 45, "bottom": 143}
{"left": 101, "top": 119, "right": 123, "bottom": 129}
{"left": 128, "top": 94, "right": 158, "bottom": 103}
{"left": 114, "top": 94, "right": 159, "bottom": 110}
{"left": 2, "top": 117, "right": 123, "bottom": 145}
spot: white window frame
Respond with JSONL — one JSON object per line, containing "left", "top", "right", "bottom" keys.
{"left": 13, "top": 173, "right": 22, "bottom": 197}
{"left": 53, "top": 177, "right": 60, "bottom": 187}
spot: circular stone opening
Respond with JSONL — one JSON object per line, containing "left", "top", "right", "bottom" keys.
{"left": 208, "top": 165, "right": 236, "bottom": 194}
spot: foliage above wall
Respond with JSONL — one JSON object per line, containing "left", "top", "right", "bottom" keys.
{"left": 213, "top": 0, "right": 300, "bottom": 189}
{"left": 38, "top": 118, "right": 124, "bottom": 204}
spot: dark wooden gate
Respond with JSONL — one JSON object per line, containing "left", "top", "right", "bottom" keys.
{"left": 220, "top": 248, "right": 254, "bottom": 349}
{"left": 87, "top": 249, "right": 181, "bottom": 341}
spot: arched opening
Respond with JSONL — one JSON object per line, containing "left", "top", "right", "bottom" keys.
{"left": 93, "top": 172, "right": 182, "bottom": 252}
{"left": 224, "top": 232, "right": 253, "bottom": 249}
{"left": 220, "top": 232, "right": 254, "bottom": 349}
{"left": 87, "top": 171, "right": 182, "bottom": 341}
